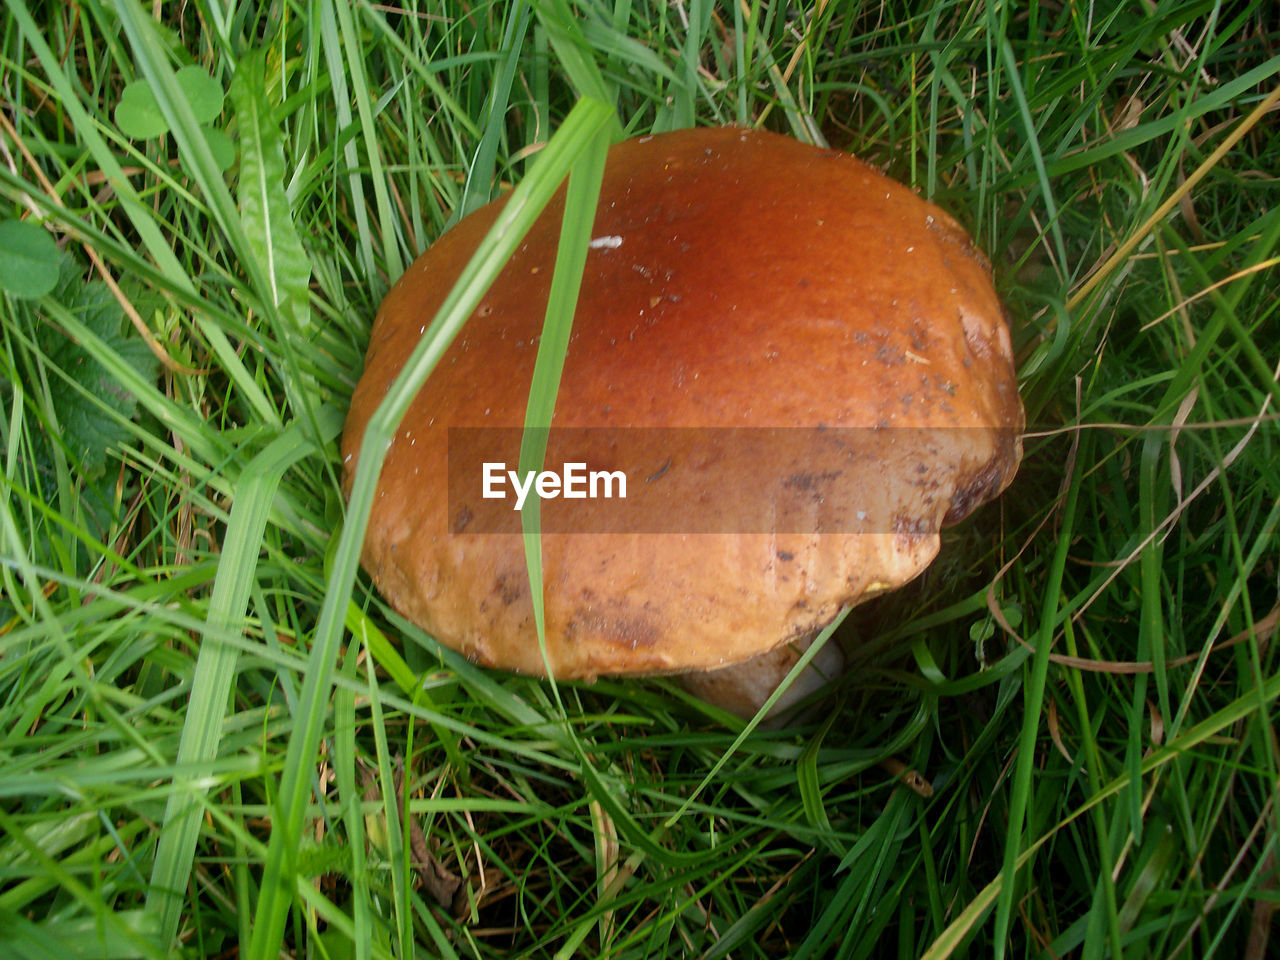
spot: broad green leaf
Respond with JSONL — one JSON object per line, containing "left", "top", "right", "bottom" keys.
{"left": 202, "top": 124, "right": 236, "bottom": 171}
{"left": 114, "top": 79, "right": 168, "bottom": 138}
{"left": 229, "top": 50, "right": 311, "bottom": 333}
{"left": 115, "top": 70, "right": 222, "bottom": 143}
{"left": 0, "top": 907, "right": 159, "bottom": 960}
{"left": 38, "top": 256, "right": 159, "bottom": 480}
{"left": 0, "top": 220, "right": 59, "bottom": 299}
{"left": 175, "top": 65, "right": 224, "bottom": 123}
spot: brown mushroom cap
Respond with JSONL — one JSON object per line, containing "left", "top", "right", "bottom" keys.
{"left": 342, "top": 126, "right": 1023, "bottom": 692}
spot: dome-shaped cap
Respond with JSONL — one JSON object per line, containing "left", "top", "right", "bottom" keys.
{"left": 342, "top": 126, "right": 1023, "bottom": 685}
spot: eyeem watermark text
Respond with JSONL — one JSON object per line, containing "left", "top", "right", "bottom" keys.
{"left": 482, "top": 462, "right": 628, "bottom": 510}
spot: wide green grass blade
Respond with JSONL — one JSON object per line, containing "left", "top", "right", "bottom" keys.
{"left": 518, "top": 115, "right": 612, "bottom": 681}
{"left": 146, "top": 410, "right": 339, "bottom": 949}
{"left": 245, "top": 97, "right": 618, "bottom": 960}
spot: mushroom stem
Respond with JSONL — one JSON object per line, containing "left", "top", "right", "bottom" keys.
{"left": 677, "top": 637, "right": 845, "bottom": 723}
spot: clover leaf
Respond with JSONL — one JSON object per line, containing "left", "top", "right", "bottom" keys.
{"left": 0, "top": 220, "right": 60, "bottom": 299}
{"left": 114, "top": 67, "right": 232, "bottom": 170}
{"left": 115, "top": 80, "right": 169, "bottom": 139}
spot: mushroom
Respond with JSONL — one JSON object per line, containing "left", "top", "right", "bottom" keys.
{"left": 342, "top": 127, "right": 1023, "bottom": 720}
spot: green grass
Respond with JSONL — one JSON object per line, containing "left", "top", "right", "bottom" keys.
{"left": 2, "top": 1, "right": 1278, "bottom": 958}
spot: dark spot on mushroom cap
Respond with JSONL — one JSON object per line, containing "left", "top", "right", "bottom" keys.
{"left": 783, "top": 470, "right": 841, "bottom": 492}
{"left": 944, "top": 435, "right": 1020, "bottom": 524}
{"left": 892, "top": 514, "right": 936, "bottom": 539}
{"left": 875, "top": 342, "right": 906, "bottom": 366}
{"left": 451, "top": 505, "right": 473, "bottom": 533}
{"left": 567, "top": 607, "right": 661, "bottom": 650}
{"left": 493, "top": 575, "right": 523, "bottom": 606}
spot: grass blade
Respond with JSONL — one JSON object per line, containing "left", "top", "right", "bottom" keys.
{"left": 146, "top": 411, "right": 339, "bottom": 949}
{"left": 518, "top": 115, "right": 612, "bottom": 680}
{"left": 245, "top": 97, "right": 618, "bottom": 960}
{"left": 333, "top": 0, "right": 403, "bottom": 280}
{"left": 992, "top": 430, "right": 1084, "bottom": 958}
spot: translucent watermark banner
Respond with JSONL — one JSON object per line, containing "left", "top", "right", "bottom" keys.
{"left": 447, "top": 426, "right": 1019, "bottom": 534}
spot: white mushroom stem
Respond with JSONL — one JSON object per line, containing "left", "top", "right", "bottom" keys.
{"left": 678, "top": 637, "right": 845, "bottom": 722}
